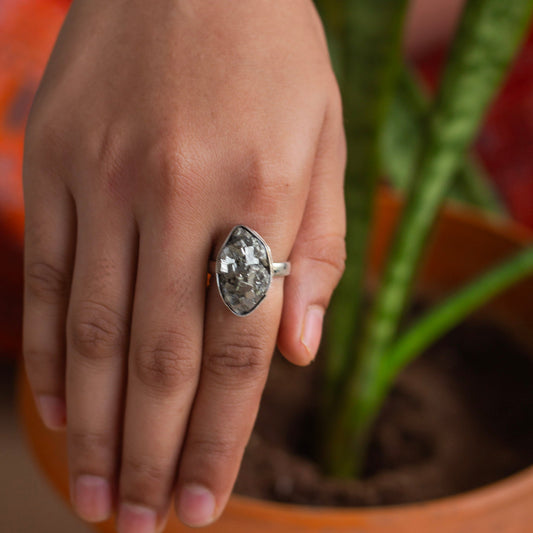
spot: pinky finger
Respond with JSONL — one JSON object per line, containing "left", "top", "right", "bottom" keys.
{"left": 277, "top": 99, "right": 347, "bottom": 366}
{"left": 23, "top": 175, "right": 76, "bottom": 430}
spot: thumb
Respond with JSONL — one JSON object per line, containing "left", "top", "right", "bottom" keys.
{"left": 277, "top": 103, "right": 346, "bottom": 365}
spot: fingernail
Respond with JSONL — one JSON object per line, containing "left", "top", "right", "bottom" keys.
{"left": 36, "top": 395, "right": 66, "bottom": 429}
{"left": 301, "top": 306, "right": 324, "bottom": 360}
{"left": 73, "top": 475, "right": 112, "bottom": 523}
{"left": 178, "top": 484, "right": 216, "bottom": 527}
{"left": 117, "top": 502, "right": 157, "bottom": 533}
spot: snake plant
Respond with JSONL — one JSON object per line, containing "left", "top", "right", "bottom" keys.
{"left": 314, "top": 0, "right": 533, "bottom": 477}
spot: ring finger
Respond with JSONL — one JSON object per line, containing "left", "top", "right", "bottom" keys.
{"left": 174, "top": 222, "right": 294, "bottom": 527}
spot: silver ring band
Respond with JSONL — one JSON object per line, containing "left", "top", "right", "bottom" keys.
{"left": 209, "top": 260, "right": 290, "bottom": 277}
{"left": 272, "top": 261, "right": 291, "bottom": 277}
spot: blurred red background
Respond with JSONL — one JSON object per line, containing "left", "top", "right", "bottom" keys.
{"left": 1, "top": 0, "right": 532, "bottom": 360}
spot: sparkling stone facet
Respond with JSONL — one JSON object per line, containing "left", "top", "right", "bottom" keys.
{"left": 216, "top": 226, "right": 271, "bottom": 315}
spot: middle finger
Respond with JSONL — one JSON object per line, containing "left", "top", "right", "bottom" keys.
{"left": 117, "top": 208, "right": 208, "bottom": 533}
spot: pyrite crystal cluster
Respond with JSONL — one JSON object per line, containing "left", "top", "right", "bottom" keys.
{"left": 216, "top": 226, "right": 272, "bottom": 316}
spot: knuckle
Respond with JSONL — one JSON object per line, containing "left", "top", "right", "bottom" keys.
{"left": 144, "top": 139, "right": 206, "bottom": 206}
{"left": 22, "top": 347, "right": 47, "bottom": 374}
{"left": 69, "top": 429, "right": 113, "bottom": 468}
{"left": 25, "top": 261, "right": 69, "bottom": 304}
{"left": 133, "top": 331, "right": 198, "bottom": 393}
{"left": 69, "top": 301, "right": 127, "bottom": 362}
{"left": 122, "top": 456, "right": 166, "bottom": 485}
{"left": 243, "top": 156, "right": 301, "bottom": 215}
{"left": 306, "top": 234, "right": 347, "bottom": 282}
{"left": 24, "top": 118, "right": 69, "bottom": 168}
{"left": 23, "top": 348, "right": 61, "bottom": 393}
{"left": 121, "top": 455, "right": 169, "bottom": 503}
{"left": 187, "top": 434, "right": 238, "bottom": 462}
{"left": 204, "top": 333, "right": 268, "bottom": 384}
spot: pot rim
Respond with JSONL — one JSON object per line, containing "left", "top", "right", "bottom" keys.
{"left": 227, "top": 463, "right": 533, "bottom": 516}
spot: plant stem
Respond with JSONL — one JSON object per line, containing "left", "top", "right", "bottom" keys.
{"left": 325, "top": 0, "right": 533, "bottom": 478}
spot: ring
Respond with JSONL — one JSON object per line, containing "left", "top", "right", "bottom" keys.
{"left": 209, "top": 225, "right": 291, "bottom": 316}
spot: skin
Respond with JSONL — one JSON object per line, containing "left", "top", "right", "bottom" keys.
{"left": 22, "top": 0, "right": 346, "bottom": 531}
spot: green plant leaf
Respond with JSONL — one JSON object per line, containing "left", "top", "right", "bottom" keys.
{"left": 327, "top": 0, "right": 533, "bottom": 478}
{"left": 321, "top": 0, "right": 409, "bottom": 436}
{"left": 382, "top": 67, "right": 506, "bottom": 214}
{"left": 383, "top": 245, "right": 533, "bottom": 388}
{"left": 317, "top": 0, "right": 506, "bottom": 215}
{"left": 369, "top": 0, "right": 533, "bottom": 372}
{"left": 381, "top": 66, "right": 427, "bottom": 189}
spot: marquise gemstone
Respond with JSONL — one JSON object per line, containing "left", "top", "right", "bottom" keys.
{"left": 216, "top": 226, "right": 271, "bottom": 315}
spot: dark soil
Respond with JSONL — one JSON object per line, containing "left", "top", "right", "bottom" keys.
{"left": 234, "top": 318, "right": 533, "bottom": 507}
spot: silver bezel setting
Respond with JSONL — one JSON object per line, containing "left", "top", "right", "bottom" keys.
{"left": 215, "top": 225, "right": 273, "bottom": 316}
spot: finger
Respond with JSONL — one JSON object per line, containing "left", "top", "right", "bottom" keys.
{"left": 65, "top": 196, "right": 137, "bottom": 523}
{"left": 117, "top": 209, "right": 208, "bottom": 533}
{"left": 23, "top": 172, "right": 75, "bottom": 430}
{"left": 174, "top": 224, "right": 293, "bottom": 528}
{"left": 277, "top": 101, "right": 347, "bottom": 365}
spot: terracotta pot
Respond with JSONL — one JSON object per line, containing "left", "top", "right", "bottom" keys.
{"left": 17, "top": 189, "right": 533, "bottom": 532}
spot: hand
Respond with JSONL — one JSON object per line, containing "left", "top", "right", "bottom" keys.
{"left": 22, "top": 0, "right": 346, "bottom": 530}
